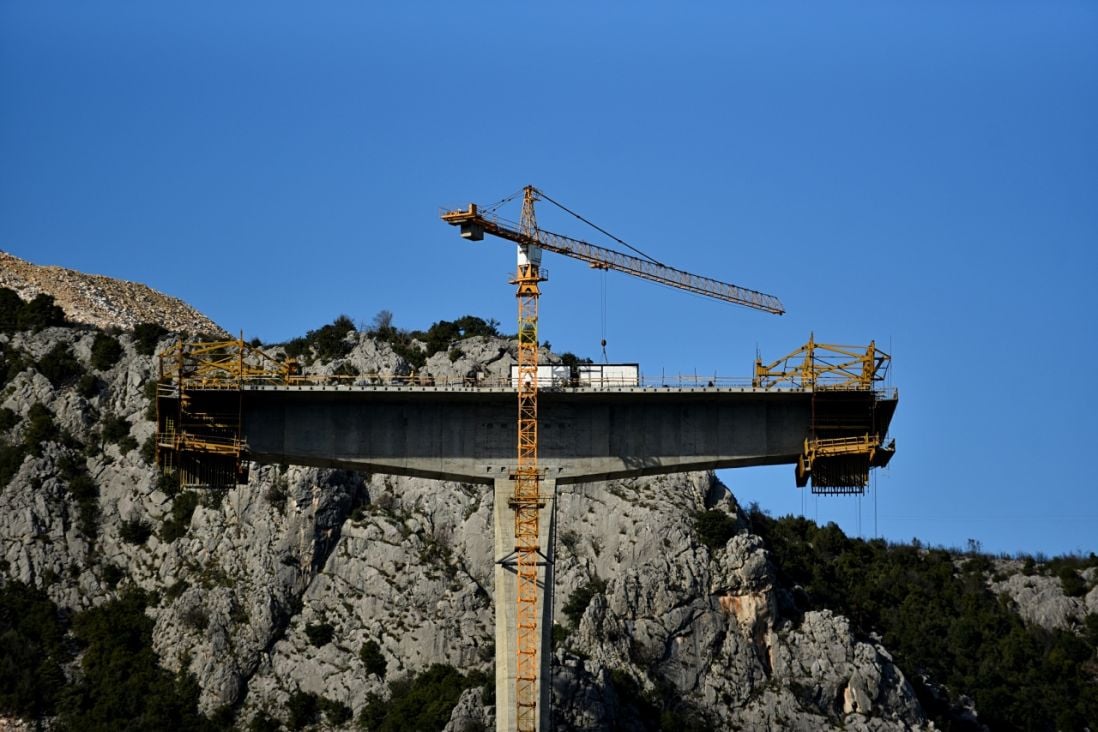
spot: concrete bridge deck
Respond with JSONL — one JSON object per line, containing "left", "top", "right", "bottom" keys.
{"left": 190, "top": 384, "right": 898, "bottom": 484}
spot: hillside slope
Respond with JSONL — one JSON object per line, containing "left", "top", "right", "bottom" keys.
{"left": 0, "top": 251, "right": 227, "bottom": 336}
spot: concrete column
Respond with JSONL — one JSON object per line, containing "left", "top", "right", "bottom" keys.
{"left": 494, "top": 477, "right": 556, "bottom": 732}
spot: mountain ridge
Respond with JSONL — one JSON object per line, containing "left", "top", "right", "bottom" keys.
{"left": 0, "top": 250, "right": 228, "bottom": 337}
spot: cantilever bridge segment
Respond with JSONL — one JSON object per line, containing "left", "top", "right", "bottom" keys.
{"left": 154, "top": 337, "right": 896, "bottom": 732}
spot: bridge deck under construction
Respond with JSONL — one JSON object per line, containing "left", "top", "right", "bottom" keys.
{"left": 157, "top": 381, "right": 896, "bottom": 488}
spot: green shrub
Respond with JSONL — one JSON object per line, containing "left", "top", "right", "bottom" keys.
{"left": 156, "top": 471, "right": 179, "bottom": 498}
{"left": 359, "top": 664, "right": 487, "bottom": 732}
{"left": 161, "top": 491, "right": 200, "bottom": 542}
{"left": 181, "top": 605, "right": 209, "bottom": 632}
{"left": 282, "top": 337, "right": 310, "bottom": 363}
{"left": 140, "top": 434, "right": 157, "bottom": 464}
{"left": 35, "top": 343, "right": 83, "bottom": 387}
{"left": 319, "top": 696, "right": 352, "bottom": 725}
{"left": 101, "top": 414, "right": 131, "bottom": 444}
{"left": 17, "top": 294, "right": 66, "bottom": 331}
{"left": 24, "top": 404, "right": 60, "bottom": 456}
{"left": 100, "top": 563, "right": 125, "bottom": 589}
{"left": 748, "top": 511, "right": 1098, "bottom": 730}
{"left": 142, "top": 379, "right": 161, "bottom": 421}
{"left": 281, "top": 315, "right": 357, "bottom": 365}
{"left": 693, "top": 509, "right": 738, "bottom": 550}
{"left": 370, "top": 314, "right": 500, "bottom": 370}
{"left": 0, "top": 581, "right": 70, "bottom": 718}
{"left": 551, "top": 622, "right": 570, "bottom": 649}
{"left": 286, "top": 690, "right": 319, "bottom": 730}
{"left": 0, "top": 289, "right": 67, "bottom": 333}
{"left": 76, "top": 373, "right": 102, "bottom": 398}
{"left": 304, "top": 622, "right": 334, "bottom": 647}
{"left": 164, "top": 580, "right": 189, "bottom": 603}
{"left": 392, "top": 341, "right": 426, "bottom": 370}
{"left": 309, "top": 315, "right": 356, "bottom": 363}
{"left": 247, "top": 711, "right": 282, "bottom": 732}
{"left": 562, "top": 577, "right": 607, "bottom": 628}
{"left": 67, "top": 473, "right": 100, "bottom": 539}
{"left": 119, "top": 518, "right": 153, "bottom": 545}
{"left": 1085, "top": 613, "right": 1098, "bottom": 647}
{"left": 0, "top": 442, "right": 26, "bottom": 487}
{"left": 360, "top": 639, "right": 387, "bottom": 678}
{"left": 0, "top": 344, "right": 29, "bottom": 387}
{"left": 58, "top": 588, "right": 208, "bottom": 730}
{"left": 1058, "top": 566, "right": 1087, "bottom": 597}
{"left": 0, "top": 408, "right": 19, "bottom": 432}
{"left": 0, "top": 288, "right": 22, "bottom": 332}
{"left": 265, "top": 476, "right": 288, "bottom": 513}
{"left": 90, "top": 332, "right": 124, "bottom": 371}
{"left": 133, "top": 323, "right": 168, "bottom": 356}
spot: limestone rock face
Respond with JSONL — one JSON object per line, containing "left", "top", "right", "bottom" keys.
{"left": 0, "top": 324, "right": 937, "bottom": 730}
{"left": 990, "top": 571, "right": 1093, "bottom": 631}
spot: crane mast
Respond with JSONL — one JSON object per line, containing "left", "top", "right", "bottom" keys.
{"left": 442, "top": 185, "right": 783, "bottom": 732}
{"left": 511, "top": 187, "right": 544, "bottom": 731}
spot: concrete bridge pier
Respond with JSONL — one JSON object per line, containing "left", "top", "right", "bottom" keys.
{"left": 494, "top": 477, "right": 557, "bottom": 732}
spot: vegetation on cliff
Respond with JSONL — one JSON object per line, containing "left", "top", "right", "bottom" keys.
{"left": 747, "top": 508, "right": 1098, "bottom": 731}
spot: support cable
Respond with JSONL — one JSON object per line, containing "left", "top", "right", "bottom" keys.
{"left": 536, "top": 189, "right": 665, "bottom": 266}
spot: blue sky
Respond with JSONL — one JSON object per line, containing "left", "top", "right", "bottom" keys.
{"left": 2, "top": 2, "right": 1096, "bottom": 556}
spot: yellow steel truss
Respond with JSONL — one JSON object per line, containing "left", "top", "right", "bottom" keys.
{"left": 159, "top": 336, "right": 297, "bottom": 390}
{"left": 753, "top": 334, "right": 889, "bottom": 390}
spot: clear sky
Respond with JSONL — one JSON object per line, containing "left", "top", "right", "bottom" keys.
{"left": 2, "top": 2, "right": 1096, "bottom": 556}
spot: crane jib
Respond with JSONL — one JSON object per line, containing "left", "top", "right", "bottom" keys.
{"left": 441, "top": 206, "right": 784, "bottom": 315}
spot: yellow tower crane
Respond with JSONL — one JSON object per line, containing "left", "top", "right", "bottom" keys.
{"left": 442, "top": 185, "right": 783, "bottom": 731}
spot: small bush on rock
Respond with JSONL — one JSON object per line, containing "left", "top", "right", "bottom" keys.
{"left": 0, "top": 442, "right": 26, "bottom": 488}
{"left": 90, "top": 332, "right": 124, "bottom": 371}
{"left": 133, "top": 323, "right": 168, "bottom": 356}
{"left": 562, "top": 577, "right": 607, "bottom": 628}
{"left": 360, "top": 639, "right": 387, "bottom": 678}
{"left": 160, "top": 491, "right": 199, "bottom": 543}
{"left": 101, "top": 414, "right": 131, "bottom": 444}
{"left": 76, "top": 373, "right": 102, "bottom": 398}
{"left": 35, "top": 344, "right": 84, "bottom": 388}
{"left": 24, "top": 404, "right": 60, "bottom": 456}
{"left": 320, "top": 697, "right": 352, "bottom": 725}
{"left": 693, "top": 509, "right": 738, "bottom": 550}
{"left": 0, "top": 289, "right": 65, "bottom": 332}
{"left": 359, "top": 664, "right": 487, "bottom": 732}
{"left": 305, "top": 622, "right": 335, "bottom": 647}
{"left": 286, "top": 690, "right": 319, "bottom": 730}
{"left": 0, "top": 407, "right": 19, "bottom": 432}
{"left": 119, "top": 518, "right": 153, "bottom": 545}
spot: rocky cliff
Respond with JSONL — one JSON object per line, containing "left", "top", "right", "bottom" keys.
{"left": 2, "top": 305, "right": 1095, "bottom": 729}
